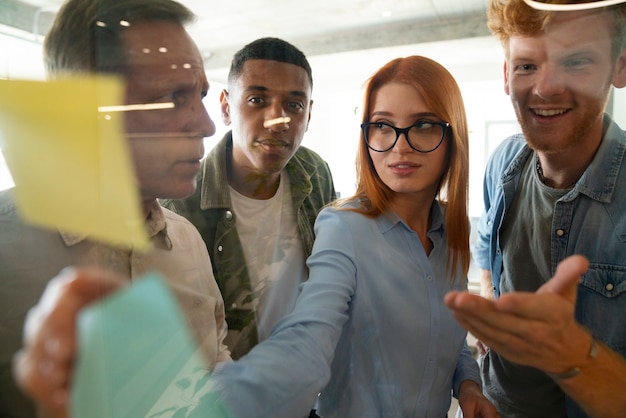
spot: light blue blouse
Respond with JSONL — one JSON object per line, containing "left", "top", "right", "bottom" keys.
{"left": 211, "top": 200, "right": 480, "bottom": 418}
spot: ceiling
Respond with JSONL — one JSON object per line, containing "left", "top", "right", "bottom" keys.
{"left": 0, "top": 0, "right": 504, "bottom": 89}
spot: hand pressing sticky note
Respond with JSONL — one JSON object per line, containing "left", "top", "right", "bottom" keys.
{"left": 0, "top": 77, "right": 148, "bottom": 249}
{"left": 73, "top": 272, "right": 230, "bottom": 418}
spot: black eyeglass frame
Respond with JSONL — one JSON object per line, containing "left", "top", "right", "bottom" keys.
{"left": 360, "top": 121, "right": 450, "bottom": 153}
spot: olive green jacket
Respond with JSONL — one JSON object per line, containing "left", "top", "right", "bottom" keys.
{"left": 162, "top": 131, "right": 336, "bottom": 358}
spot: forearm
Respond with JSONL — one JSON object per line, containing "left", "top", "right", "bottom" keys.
{"left": 555, "top": 336, "right": 626, "bottom": 418}
{"left": 211, "top": 321, "right": 338, "bottom": 417}
{"left": 479, "top": 269, "right": 494, "bottom": 300}
{"left": 452, "top": 341, "right": 481, "bottom": 397}
{"left": 212, "top": 239, "right": 355, "bottom": 417}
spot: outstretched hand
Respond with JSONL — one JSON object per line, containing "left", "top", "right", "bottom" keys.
{"left": 12, "top": 267, "right": 126, "bottom": 418}
{"left": 444, "top": 255, "right": 590, "bottom": 375}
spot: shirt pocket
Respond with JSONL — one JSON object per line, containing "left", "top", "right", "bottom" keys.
{"left": 577, "top": 265, "right": 626, "bottom": 354}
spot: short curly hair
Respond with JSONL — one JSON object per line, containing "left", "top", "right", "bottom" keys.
{"left": 227, "top": 37, "right": 313, "bottom": 89}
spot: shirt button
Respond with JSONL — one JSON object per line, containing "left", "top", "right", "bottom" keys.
{"left": 606, "top": 283, "right": 614, "bottom": 291}
{"left": 427, "top": 275, "right": 433, "bottom": 281}
{"left": 225, "top": 211, "right": 233, "bottom": 220}
{"left": 218, "top": 245, "right": 223, "bottom": 252}
{"left": 555, "top": 229, "right": 565, "bottom": 237}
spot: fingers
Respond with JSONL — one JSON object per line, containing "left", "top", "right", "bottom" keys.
{"left": 445, "top": 291, "right": 548, "bottom": 361}
{"left": 24, "top": 267, "right": 126, "bottom": 341}
{"left": 488, "top": 256, "right": 588, "bottom": 318}
{"left": 13, "top": 267, "right": 127, "bottom": 417}
{"left": 13, "top": 348, "right": 69, "bottom": 418}
{"left": 445, "top": 256, "right": 589, "bottom": 371}
{"left": 457, "top": 380, "right": 500, "bottom": 418}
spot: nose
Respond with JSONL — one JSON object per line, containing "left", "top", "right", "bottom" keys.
{"left": 392, "top": 131, "right": 413, "bottom": 154}
{"left": 533, "top": 65, "right": 565, "bottom": 99}
{"left": 193, "top": 99, "right": 216, "bottom": 138}
{"left": 265, "top": 101, "right": 289, "bottom": 132}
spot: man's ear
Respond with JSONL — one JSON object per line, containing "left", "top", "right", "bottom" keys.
{"left": 305, "top": 99, "right": 313, "bottom": 132}
{"left": 503, "top": 60, "right": 511, "bottom": 95}
{"left": 612, "top": 49, "right": 626, "bottom": 89}
{"left": 220, "top": 89, "right": 232, "bottom": 125}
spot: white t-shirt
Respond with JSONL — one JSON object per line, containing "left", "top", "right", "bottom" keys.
{"left": 229, "top": 171, "right": 306, "bottom": 341}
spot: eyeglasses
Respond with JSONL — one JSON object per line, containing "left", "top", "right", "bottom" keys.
{"left": 361, "top": 121, "right": 450, "bottom": 153}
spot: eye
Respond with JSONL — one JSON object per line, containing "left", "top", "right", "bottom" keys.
{"left": 287, "top": 101, "right": 305, "bottom": 111}
{"left": 248, "top": 96, "right": 264, "bottom": 105}
{"left": 415, "top": 121, "right": 435, "bottom": 130}
{"left": 514, "top": 63, "right": 536, "bottom": 74}
{"left": 153, "top": 91, "right": 187, "bottom": 108}
{"left": 372, "top": 122, "right": 393, "bottom": 133}
{"left": 564, "top": 57, "right": 592, "bottom": 70}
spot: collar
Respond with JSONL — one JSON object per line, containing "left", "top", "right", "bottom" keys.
{"left": 199, "top": 132, "right": 232, "bottom": 210}
{"left": 504, "top": 114, "right": 625, "bottom": 204}
{"left": 571, "top": 114, "right": 625, "bottom": 204}
{"left": 376, "top": 200, "right": 445, "bottom": 237}
{"left": 60, "top": 200, "right": 168, "bottom": 247}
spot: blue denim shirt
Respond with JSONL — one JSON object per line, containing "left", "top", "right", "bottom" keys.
{"left": 211, "top": 201, "right": 480, "bottom": 418}
{"left": 473, "top": 114, "right": 626, "bottom": 417}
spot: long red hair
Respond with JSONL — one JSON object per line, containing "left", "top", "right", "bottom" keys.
{"left": 340, "top": 55, "right": 470, "bottom": 276}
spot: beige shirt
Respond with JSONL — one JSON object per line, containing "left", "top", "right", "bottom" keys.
{"left": 0, "top": 189, "right": 230, "bottom": 418}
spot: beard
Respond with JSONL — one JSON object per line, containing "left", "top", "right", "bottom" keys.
{"left": 513, "top": 98, "right": 606, "bottom": 155}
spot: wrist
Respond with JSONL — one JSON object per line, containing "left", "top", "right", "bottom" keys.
{"left": 457, "top": 379, "right": 481, "bottom": 397}
{"left": 546, "top": 335, "right": 598, "bottom": 380}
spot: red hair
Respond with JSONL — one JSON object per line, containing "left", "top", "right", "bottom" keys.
{"left": 339, "top": 56, "right": 470, "bottom": 276}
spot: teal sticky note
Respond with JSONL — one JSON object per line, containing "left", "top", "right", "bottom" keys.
{"left": 72, "top": 273, "right": 229, "bottom": 418}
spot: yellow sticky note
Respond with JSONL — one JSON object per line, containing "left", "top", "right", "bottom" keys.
{"left": 0, "top": 77, "right": 148, "bottom": 249}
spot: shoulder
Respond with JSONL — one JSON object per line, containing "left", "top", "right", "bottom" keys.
{"left": 311, "top": 205, "right": 369, "bottom": 254}
{"left": 162, "top": 205, "right": 197, "bottom": 226}
{"left": 0, "top": 188, "right": 18, "bottom": 218}
{"left": 294, "top": 145, "right": 327, "bottom": 161}
{"left": 286, "top": 147, "right": 336, "bottom": 201}
{"left": 160, "top": 185, "right": 201, "bottom": 214}
{"left": 0, "top": 188, "right": 33, "bottom": 242}
{"left": 161, "top": 206, "right": 204, "bottom": 239}
{"left": 291, "top": 146, "right": 332, "bottom": 173}
{"left": 316, "top": 202, "right": 371, "bottom": 230}
{"left": 489, "top": 134, "right": 527, "bottom": 164}
{"left": 484, "top": 134, "right": 529, "bottom": 177}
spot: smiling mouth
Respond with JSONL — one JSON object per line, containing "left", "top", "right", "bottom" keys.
{"left": 532, "top": 108, "right": 568, "bottom": 117}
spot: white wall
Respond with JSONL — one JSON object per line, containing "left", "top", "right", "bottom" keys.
{"left": 0, "top": 30, "right": 46, "bottom": 190}
{"left": 0, "top": 32, "right": 45, "bottom": 81}
{"left": 613, "top": 87, "right": 626, "bottom": 128}
{"left": 1, "top": 31, "right": 625, "bottom": 204}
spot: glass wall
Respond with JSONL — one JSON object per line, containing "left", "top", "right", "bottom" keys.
{"left": 2, "top": 4, "right": 626, "bottom": 417}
